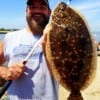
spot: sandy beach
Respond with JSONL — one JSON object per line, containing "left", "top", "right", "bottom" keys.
{"left": 59, "top": 56, "right": 100, "bottom": 100}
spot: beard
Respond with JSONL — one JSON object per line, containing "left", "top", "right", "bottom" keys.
{"left": 26, "top": 13, "right": 49, "bottom": 35}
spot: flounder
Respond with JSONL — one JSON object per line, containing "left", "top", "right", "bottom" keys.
{"left": 44, "top": 2, "right": 97, "bottom": 100}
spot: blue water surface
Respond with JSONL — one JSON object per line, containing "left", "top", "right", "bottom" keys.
{"left": 0, "top": 33, "right": 5, "bottom": 40}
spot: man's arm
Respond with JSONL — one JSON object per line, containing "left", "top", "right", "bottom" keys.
{"left": 0, "top": 40, "right": 9, "bottom": 80}
{"left": 0, "top": 40, "right": 25, "bottom": 80}
{"left": 0, "top": 40, "right": 6, "bottom": 64}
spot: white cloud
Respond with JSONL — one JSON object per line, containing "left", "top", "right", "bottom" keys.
{"left": 76, "top": 2, "right": 100, "bottom": 11}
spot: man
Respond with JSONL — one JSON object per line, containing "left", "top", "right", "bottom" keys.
{"left": 0, "top": 0, "right": 58, "bottom": 100}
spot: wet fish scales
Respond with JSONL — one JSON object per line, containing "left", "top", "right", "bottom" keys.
{"left": 45, "top": 2, "right": 96, "bottom": 93}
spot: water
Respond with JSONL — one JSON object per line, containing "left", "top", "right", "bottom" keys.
{"left": 0, "top": 33, "right": 5, "bottom": 40}
{"left": 0, "top": 32, "right": 100, "bottom": 42}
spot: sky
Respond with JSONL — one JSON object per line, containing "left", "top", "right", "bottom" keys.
{"left": 0, "top": 0, "right": 100, "bottom": 33}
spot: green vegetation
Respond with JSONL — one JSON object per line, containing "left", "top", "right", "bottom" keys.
{"left": 0, "top": 28, "right": 19, "bottom": 33}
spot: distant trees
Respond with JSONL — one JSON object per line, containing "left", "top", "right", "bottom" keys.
{"left": 0, "top": 28, "right": 19, "bottom": 32}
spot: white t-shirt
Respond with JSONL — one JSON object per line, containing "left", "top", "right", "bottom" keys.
{"left": 4, "top": 28, "right": 58, "bottom": 100}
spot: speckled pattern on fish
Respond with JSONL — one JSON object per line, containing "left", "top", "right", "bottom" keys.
{"left": 45, "top": 1, "right": 97, "bottom": 93}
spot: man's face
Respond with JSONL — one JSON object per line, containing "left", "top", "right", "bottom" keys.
{"left": 26, "top": 0, "right": 51, "bottom": 33}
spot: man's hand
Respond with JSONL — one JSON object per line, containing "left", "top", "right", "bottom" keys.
{"left": 0, "top": 63, "right": 25, "bottom": 80}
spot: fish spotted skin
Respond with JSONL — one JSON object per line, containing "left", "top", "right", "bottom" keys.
{"left": 45, "top": 2, "right": 97, "bottom": 91}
